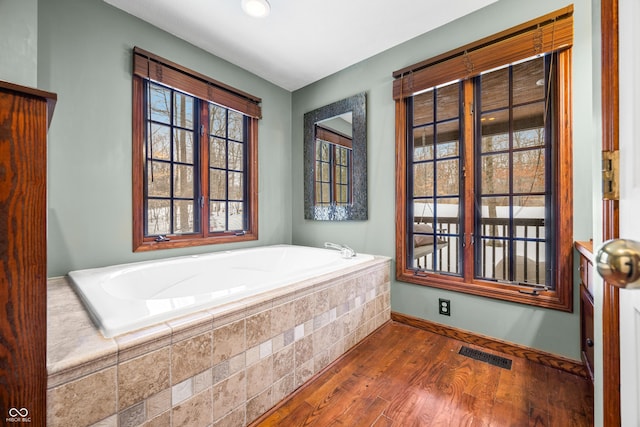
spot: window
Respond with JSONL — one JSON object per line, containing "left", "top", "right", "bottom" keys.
{"left": 394, "top": 8, "right": 574, "bottom": 310}
{"left": 314, "top": 125, "right": 352, "bottom": 206}
{"left": 132, "top": 47, "right": 261, "bottom": 251}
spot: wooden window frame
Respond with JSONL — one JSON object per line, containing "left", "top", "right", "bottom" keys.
{"left": 314, "top": 125, "right": 353, "bottom": 206}
{"left": 132, "top": 47, "right": 260, "bottom": 252}
{"left": 394, "top": 8, "right": 574, "bottom": 311}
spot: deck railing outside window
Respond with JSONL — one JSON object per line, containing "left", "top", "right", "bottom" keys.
{"left": 413, "top": 216, "right": 546, "bottom": 286}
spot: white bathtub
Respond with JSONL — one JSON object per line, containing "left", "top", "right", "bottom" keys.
{"left": 68, "top": 244, "right": 374, "bottom": 338}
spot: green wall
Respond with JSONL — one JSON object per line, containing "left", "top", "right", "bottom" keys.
{"left": 0, "top": 0, "right": 37, "bottom": 86}
{"left": 291, "top": 0, "right": 595, "bottom": 362}
{"left": 38, "top": 0, "right": 293, "bottom": 277}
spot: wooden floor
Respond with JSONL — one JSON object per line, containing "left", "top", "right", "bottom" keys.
{"left": 252, "top": 322, "right": 594, "bottom": 427}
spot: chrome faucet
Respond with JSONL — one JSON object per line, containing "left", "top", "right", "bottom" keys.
{"left": 324, "top": 242, "right": 356, "bottom": 258}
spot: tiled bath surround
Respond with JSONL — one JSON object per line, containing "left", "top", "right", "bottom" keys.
{"left": 47, "top": 256, "right": 391, "bottom": 427}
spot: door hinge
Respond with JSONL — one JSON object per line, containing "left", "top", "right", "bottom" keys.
{"left": 602, "top": 150, "right": 619, "bottom": 200}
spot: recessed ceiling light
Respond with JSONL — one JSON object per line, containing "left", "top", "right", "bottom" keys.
{"left": 241, "top": 0, "right": 271, "bottom": 18}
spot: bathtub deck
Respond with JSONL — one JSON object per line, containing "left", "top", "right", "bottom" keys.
{"left": 252, "top": 322, "right": 594, "bottom": 426}
{"left": 46, "top": 255, "right": 391, "bottom": 427}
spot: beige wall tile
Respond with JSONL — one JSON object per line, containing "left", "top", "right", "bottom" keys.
{"left": 246, "top": 310, "right": 271, "bottom": 348}
{"left": 119, "top": 402, "right": 145, "bottom": 427}
{"left": 212, "top": 319, "right": 245, "bottom": 364}
{"left": 212, "top": 370, "right": 246, "bottom": 419}
{"left": 272, "top": 345, "right": 294, "bottom": 382}
{"left": 146, "top": 389, "right": 171, "bottom": 420}
{"left": 294, "top": 294, "right": 314, "bottom": 324}
{"left": 89, "top": 414, "right": 117, "bottom": 427}
{"left": 212, "top": 406, "right": 245, "bottom": 427}
{"left": 143, "top": 411, "right": 170, "bottom": 427}
{"left": 47, "top": 367, "right": 116, "bottom": 427}
{"left": 272, "top": 373, "right": 295, "bottom": 403}
{"left": 118, "top": 348, "right": 170, "bottom": 410}
{"left": 246, "top": 388, "right": 272, "bottom": 425}
{"left": 270, "top": 300, "right": 295, "bottom": 336}
{"left": 295, "top": 359, "right": 314, "bottom": 389}
{"left": 294, "top": 334, "right": 313, "bottom": 365}
{"left": 246, "top": 356, "right": 273, "bottom": 399}
{"left": 171, "top": 331, "right": 212, "bottom": 384}
{"left": 313, "top": 288, "right": 330, "bottom": 315}
{"left": 172, "top": 388, "right": 212, "bottom": 427}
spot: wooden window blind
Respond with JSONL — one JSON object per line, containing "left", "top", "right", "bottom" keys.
{"left": 133, "top": 47, "right": 262, "bottom": 119}
{"left": 315, "top": 125, "right": 353, "bottom": 149}
{"left": 392, "top": 6, "right": 573, "bottom": 100}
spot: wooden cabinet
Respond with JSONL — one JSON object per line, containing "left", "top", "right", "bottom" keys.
{"left": 575, "top": 241, "right": 595, "bottom": 382}
{"left": 0, "top": 81, "right": 56, "bottom": 426}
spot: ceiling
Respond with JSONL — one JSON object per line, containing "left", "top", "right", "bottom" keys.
{"left": 103, "top": 0, "right": 498, "bottom": 91}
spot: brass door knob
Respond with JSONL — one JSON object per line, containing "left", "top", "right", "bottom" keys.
{"left": 596, "top": 239, "right": 640, "bottom": 288}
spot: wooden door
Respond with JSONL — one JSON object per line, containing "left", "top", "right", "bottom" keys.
{"left": 617, "top": 0, "right": 640, "bottom": 423}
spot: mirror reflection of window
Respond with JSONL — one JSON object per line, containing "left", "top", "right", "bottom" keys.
{"left": 313, "top": 114, "right": 353, "bottom": 206}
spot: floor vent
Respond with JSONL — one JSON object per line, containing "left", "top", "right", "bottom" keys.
{"left": 458, "top": 346, "right": 512, "bottom": 370}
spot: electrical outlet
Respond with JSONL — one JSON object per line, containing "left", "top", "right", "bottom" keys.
{"left": 439, "top": 298, "right": 451, "bottom": 316}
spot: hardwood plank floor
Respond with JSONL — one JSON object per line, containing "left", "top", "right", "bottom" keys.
{"left": 252, "top": 322, "right": 593, "bottom": 427}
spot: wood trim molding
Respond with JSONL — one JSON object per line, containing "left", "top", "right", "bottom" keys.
{"left": 601, "top": 0, "right": 621, "bottom": 425}
{"left": 392, "top": 311, "right": 588, "bottom": 378}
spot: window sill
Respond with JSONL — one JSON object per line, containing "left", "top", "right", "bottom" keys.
{"left": 396, "top": 268, "right": 573, "bottom": 312}
{"left": 133, "top": 232, "right": 258, "bottom": 252}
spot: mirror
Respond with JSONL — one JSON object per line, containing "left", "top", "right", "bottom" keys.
{"left": 304, "top": 92, "right": 367, "bottom": 220}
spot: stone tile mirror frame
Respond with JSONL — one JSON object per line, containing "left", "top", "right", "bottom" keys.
{"left": 303, "top": 92, "right": 367, "bottom": 220}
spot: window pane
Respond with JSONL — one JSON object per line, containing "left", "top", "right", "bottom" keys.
{"left": 513, "top": 103, "right": 545, "bottom": 149}
{"left": 147, "top": 199, "right": 170, "bottom": 235}
{"left": 480, "top": 113, "right": 509, "bottom": 153}
{"left": 173, "top": 164, "right": 194, "bottom": 198}
{"left": 149, "top": 84, "right": 171, "bottom": 124}
{"left": 173, "top": 200, "right": 194, "bottom": 233}
{"left": 436, "top": 83, "right": 459, "bottom": 121}
{"left": 480, "top": 66, "right": 509, "bottom": 111}
{"left": 436, "top": 159, "right": 459, "bottom": 196}
{"left": 210, "top": 104, "right": 226, "bottom": 137}
{"left": 513, "top": 57, "right": 545, "bottom": 105}
{"left": 435, "top": 120, "right": 459, "bottom": 158}
{"left": 513, "top": 149, "right": 545, "bottom": 193}
{"left": 316, "top": 186, "right": 329, "bottom": 204}
{"left": 147, "top": 161, "right": 170, "bottom": 197}
{"left": 481, "top": 153, "right": 509, "bottom": 194}
{"left": 412, "top": 197, "right": 461, "bottom": 276}
{"left": 481, "top": 131, "right": 508, "bottom": 153}
{"left": 513, "top": 239, "right": 546, "bottom": 284}
{"left": 209, "top": 201, "right": 226, "bottom": 232}
{"left": 228, "top": 141, "right": 243, "bottom": 171}
{"left": 321, "top": 163, "right": 330, "bottom": 182}
{"left": 513, "top": 195, "right": 545, "bottom": 220}
{"left": 150, "top": 124, "right": 171, "bottom": 160}
{"left": 413, "top": 163, "right": 433, "bottom": 197}
{"left": 228, "top": 110, "right": 244, "bottom": 141}
{"left": 210, "top": 169, "right": 226, "bottom": 200}
{"left": 478, "top": 238, "right": 510, "bottom": 280}
{"left": 173, "top": 129, "right": 194, "bottom": 164}
{"left": 413, "top": 125, "right": 434, "bottom": 161}
{"left": 413, "top": 89, "right": 434, "bottom": 126}
{"left": 228, "top": 171, "right": 243, "bottom": 200}
{"left": 321, "top": 183, "right": 330, "bottom": 203}
{"left": 210, "top": 137, "right": 226, "bottom": 169}
{"left": 173, "top": 92, "right": 194, "bottom": 129}
{"left": 228, "top": 202, "right": 244, "bottom": 230}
